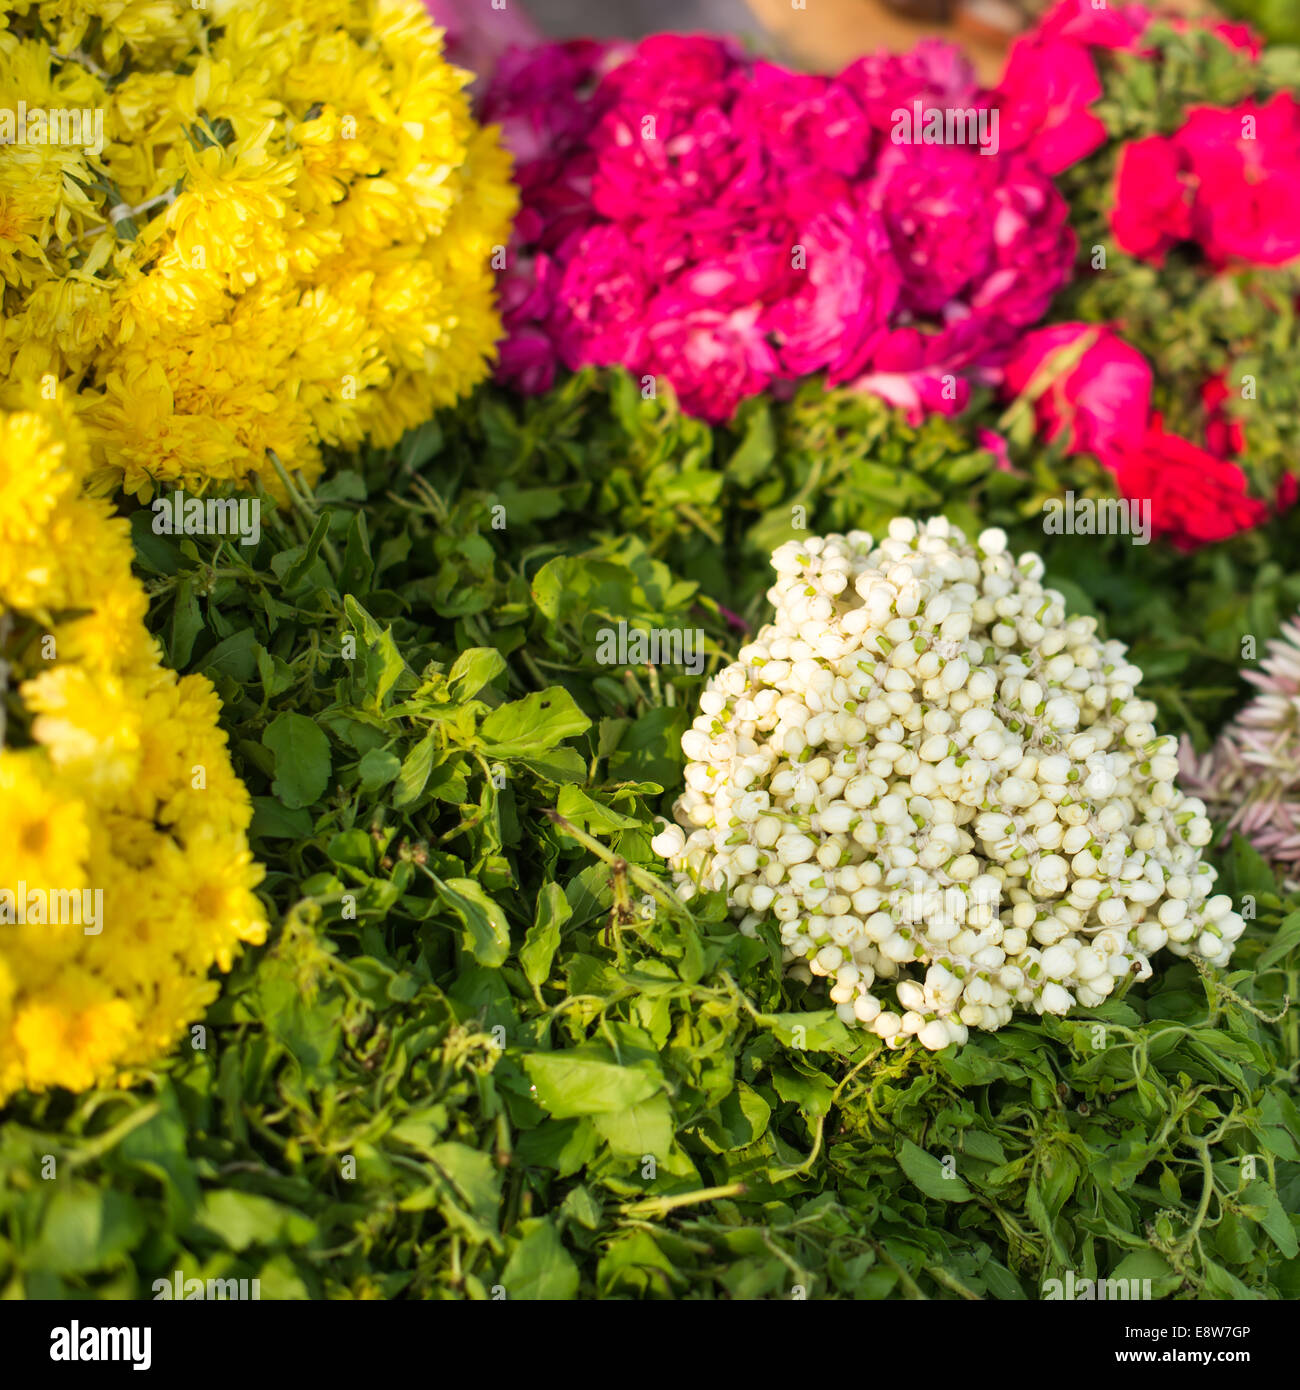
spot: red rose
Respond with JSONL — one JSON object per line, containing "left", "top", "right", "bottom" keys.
{"left": 995, "top": 37, "right": 1106, "bottom": 175}
{"left": 1201, "top": 377, "right": 1247, "bottom": 458}
{"left": 1104, "top": 416, "right": 1270, "bottom": 550}
{"left": 1174, "top": 94, "right": 1300, "bottom": 268}
{"left": 1111, "top": 135, "right": 1193, "bottom": 265}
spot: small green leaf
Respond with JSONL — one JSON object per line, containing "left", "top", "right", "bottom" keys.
{"left": 898, "top": 1139, "right": 975, "bottom": 1202}
{"left": 432, "top": 876, "right": 511, "bottom": 967}
{"left": 262, "top": 712, "right": 332, "bottom": 810}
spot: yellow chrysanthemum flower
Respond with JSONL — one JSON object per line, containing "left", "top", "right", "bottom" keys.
{"left": 0, "top": 405, "right": 269, "bottom": 1103}
{"left": 1, "top": 0, "right": 518, "bottom": 497}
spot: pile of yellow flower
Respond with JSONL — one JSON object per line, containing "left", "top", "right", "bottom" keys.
{"left": 0, "top": 0, "right": 518, "bottom": 498}
{"left": 0, "top": 403, "right": 268, "bottom": 1102}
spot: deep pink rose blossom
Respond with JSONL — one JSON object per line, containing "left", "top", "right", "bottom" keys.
{"left": 977, "top": 428, "right": 1014, "bottom": 472}
{"left": 553, "top": 225, "right": 651, "bottom": 369}
{"left": 1166, "top": 17, "right": 1263, "bottom": 60}
{"left": 1111, "top": 134, "right": 1193, "bottom": 264}
{"left": 1202, "top": 377, "right": 1247, "bottom": 458}
{"left": 635, "top": 296, "right": 779, "bottom": 423}
{"left": 1037, "top": 0, "right": 1152, "bottom": 50}
{"left": 481, "top": 41, "right": 614, "bottom": 165}
{"left": 1000, "top": 323, "right": 1152, "bottom": 457}
{"left": 867, "top": 145, "right": 1074, "bottom": 339}
{"left": 763, "top": 197, "right": 900, "bottom": 381}
{"left": 484, "top": 30, "right": 1085, "bottom": 423}
{"left": 837, "top": 39, "right": 981, "bottom": 134}
{"left": 591, "top": 101, "right": 767, "bottom": 225}
{"left": 1174, "top": 94, "right": 1300, "bottom": 267}
{"left": 996, "top": 37, "right": 1106, "bottom": 174}
{"left": 733, "top": 63, "right": 872, "bottom": 177}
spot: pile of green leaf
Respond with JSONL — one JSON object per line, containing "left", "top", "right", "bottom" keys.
{"left": 1, "top": 372, "right": 1298, "bottom": 1299}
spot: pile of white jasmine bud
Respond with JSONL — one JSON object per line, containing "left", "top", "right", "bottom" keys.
{"left": 651, "top": 518, "right": 1244, "bottom": 1051}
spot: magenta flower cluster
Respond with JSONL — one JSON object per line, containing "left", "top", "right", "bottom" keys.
{"left": 483, "top": 34, "right": 1076, "bottom": 423}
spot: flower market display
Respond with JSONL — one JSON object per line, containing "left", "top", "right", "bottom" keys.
{"left": 1, "top": 0, "right": 1299, "bottom": 1317}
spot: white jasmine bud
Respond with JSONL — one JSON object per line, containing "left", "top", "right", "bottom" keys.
{"left": 666, "top": 524, "right": 1239, "bottom": 1050}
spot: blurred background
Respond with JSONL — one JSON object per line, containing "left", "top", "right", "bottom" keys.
{"left": 522, "top": 0, "right": 1244, "bottom": 82}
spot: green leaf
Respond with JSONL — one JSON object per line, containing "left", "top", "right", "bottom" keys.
{"left": 1258, "top": 910, "right": 1300, "bottom": 970}
{"left": 262, "top": 712, "right": 332, "bottom": 810}
{"left": 753, "top": 1008, "right": 864, "bottom": 1057}
{"left": 897, "top": 1139, "right": 975, "bottom": 1202}
{"left": 357, "top": 747, "right": 402, "bottom": 792}
{"left": 479, "top": 687, "right": 591, "bottom": 757}
{"left": 520, "top": 882, "right": 571, "bottom": 988}
{"left": 432, "top": 876, "right": 511, "bottom": 967}
{"left": 522, "top": 1046, "right": 663, "bottom": 1118}
{"left": 170, "top": 576, "right": 204, "bottom": 667}
{"left": 1243, "top": 1180, "right": 1299, "bottom": 1259}
{"left": 421, "top": 1143, "right": 502, "bottom": 1247}
{"left": 192, "top": 1190, "right": 318, "bottom": 1251}
{"left": 592, "top": 1096, "right": 674, "bottom": 1156}
{"left": 31, "top": 1189, "right": 145, "bottom": 1274}
{"left": 448, "top": 646, "right": 507, "bottom": 702}
{"left": 392, "top": 728, "right": 438, "bottom": 808}
{"left": 249, "top": 796, "right": 313, "bottom": 840}
{"left": 201, "top": 628, "right": 260, "bottom": 682}
{"left": 556, "top": 785, "right": 641, "bottom": 833}
{"left": 500, "top": 1219, "right": 580, "bottom": 1300}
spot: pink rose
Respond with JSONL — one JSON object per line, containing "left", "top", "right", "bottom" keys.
{"left": 847, "top": 317, "right": 1008, "bottom": 420}
{"left": 977, "top": 428, "right": 1015, "bottom": 473}
{"left": 481, "top": 41, "right": 614, "bottom": 165}
{"left": 762, "top": 197, "right": 900, "bottom": 382}
{"left": 1110, "top": 134, "right": 1193, "bottom": 264}
{"left": 664, "top": 238, "right": 797, "bottom": 309}
{"left": 867, "top": 145, "right": 1073, "bottom": 335}
{"left": 497, "top": 324, "right": 558, "bottom": 396}
{"left": 634, "top": 294, "right": 779, "bottom": 423}
{"left": 553, "top": 225, "right": 651, "bottom": 369}
{"left": 850, "top": 367, "right": 970, "bottom": 422}
{"left": 598, "top": 34, "right": 745, "bottom": 110}
{"left": 515, "top": 154, "right": 600, "bottom": 255}
{"left": 995, "top": 37, "right": 1106, "bottom": 175}
{"left": 733, "top": 63, "right": 872, "bottom": 178}
{"left": 1208, "top": 22, "right": 1264, "bottom": 59}
{"left": 496, "top": 251, "right": 562, "bottom": 393}
{"left": 1000, "top": 323, "right": 1152, "bottom": 458}
{"left": 1166, "top": 17, "right": 1263, "bottom": 60}
{"left": 837, "top": 39, "right": 981, "bottom": 134}
{"left": 591, "top": 101, "right": 766, "bottom": 225}
{"left": 1174, "top": 94, "right": 1300, "bottom": 267}
{"left": 1037, "top": 0, "right": 1152, "bottom": 50}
